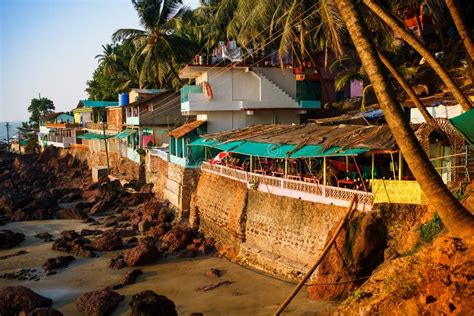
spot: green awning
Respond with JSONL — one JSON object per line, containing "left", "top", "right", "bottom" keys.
{"left": 115, "top": 129, "right": 137, "bottom": 139}
{"left": 190, "top": 137, "right": 368, "bottom": 158}
{"left": 290, "top": 145, "right": 368, "bottom": 158}
{"left": 450, "top": 110, "right": 474, "bottom": 145}
{"left": 189, "top": 137, "right": 221, "bottom": 147}
{"left": 78, "top": 132, "right": 115, "bottom": 140}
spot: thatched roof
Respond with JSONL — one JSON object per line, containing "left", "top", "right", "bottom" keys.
{"left": 203, "top": 123, "right": 420, "bottom": 152}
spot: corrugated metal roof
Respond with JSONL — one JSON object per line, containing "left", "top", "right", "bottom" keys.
{"left": 169, "top": 120, "right": 206, "bottom": 139}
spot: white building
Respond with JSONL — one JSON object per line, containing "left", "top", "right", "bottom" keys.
{"left": 179, "top": 65, "right": 322, "bottom": 134}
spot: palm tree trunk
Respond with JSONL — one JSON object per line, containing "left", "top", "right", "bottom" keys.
{"left": 335, "top": 0, "right": 474, "bottom": 238}
{"left": 377, "top": 51, "right": 434, "bottom": 123}
{"left": 362, "top": 0, "right": 472, "bottom": 112}
{"left": 445, "top": 0, "right": 474, "bottom": 61}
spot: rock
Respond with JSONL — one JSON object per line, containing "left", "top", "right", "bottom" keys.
{"left": 121, "top": 269, "right": 143, "bottom": 285}
{"left": 0, "top": 230, "right": 25, "bottom": 249}
{"left": 75, "top": 290, "right": 124, "bottom": 316}
{"left": 103, "top": 216, "right": 118, "bottom": 228}
{"left": 57, "top": 191, "right": 82, "bottom": 204}
{"left": 205, "top": 268, "right": 221, "bottom": 278}
{"left": 124, "top": 238, "right": 161, "bottom": 266}
{"left": 308, "top": 211, "right": 387, "bottom": 300}
{"left": 0, "top": 286, "right": 53, "bottom": 314}
{"left": 91, "top": 234, "right": 123, "bottom": 251}
{"left": 80, "top": 229, "right": 103, "bottom": 236}
{"left": 52, "top": 231, "right": 96, "bottom": 258}
{"left": 161, "top": 226, "right": 194, "bottom": 253}
{"left": 35, "top": 232, "right": 53, "bottom": 241}
{"left": 42, "top": 256, "right": 75, "bottom": 272}
{"left": 0, "top": 250, "right": 28, "bottom": 260}
{"left": 89, "top": 200, "right": 115, "bottom": 215}
{"left": 0, "top": 268, "right": 41, "bottom": 281}
{"left": 19, "top": 307, "right": 63, "bottom": 316}
{"left": 57, "top": 208, "right": 88, "bottom": 220}
{"left": 129, "top": 290, "right": 177, "bottom": 316}
{"left": 109, "top": 254, "right": 126, "bottom": 270}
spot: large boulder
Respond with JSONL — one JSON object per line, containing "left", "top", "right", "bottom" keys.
{"left": 307, "top": 211, "right": 387, "bottom": 300}
{"left": 129, "top": 290, "right": 177, "bottom": 316}
{"left": 0, "top": 286, "right": 53, "bottom": 315}
{"left": 56, "top": 208, "right": 88, "bottom": 220}
{"left": 0, "top": 230, "right": 25, "bottom": 249}
{"left": 91, "top": 234, "right": 123, "bottom": 251}
{"left": 124, "top": 238, "right": 161, "bottom": 266}
{"left": 161, "top": 226, "right": 194, "bottom": 253}
{"left": 42, "top": 255, "right": 76, "bottom": 272}
{"left": 75, "top": 290, "right": 123, "bottom": 316}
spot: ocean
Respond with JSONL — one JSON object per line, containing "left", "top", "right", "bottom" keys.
{"left": 0, "top": 121, "right": 23, "bottom": 143}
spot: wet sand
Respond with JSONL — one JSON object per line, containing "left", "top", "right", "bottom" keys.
{"left": 0, "top": 220, "right": 335, "bottom": 315}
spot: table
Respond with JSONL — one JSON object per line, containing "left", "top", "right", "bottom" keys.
{"left": 272, "top": 172, "right": 284, "bottom": 178}
{"left": 254, "top": 169, "right": 267, "bottom": 175}
{"left": 337, "top": 179, "right": 355, "bottom": 188}
{"left": 287, "top": 175, "right": 302, "bottom": 181}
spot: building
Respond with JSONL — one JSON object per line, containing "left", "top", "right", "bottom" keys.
{"left": 38, "top": 112, "right": 83, "bottom": 149}
{"left": 178, "top": 65, "right": 319, "bottom": 134}
{"left": 72, "top": 100, "right": 118, "bottom": 127}
{"left": 120, "top": 91, "right": 185, "bottom": 163}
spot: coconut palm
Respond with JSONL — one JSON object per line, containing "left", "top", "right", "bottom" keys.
{"left": 112, "top": 0, "right": 194, "bottom": 88}
{"left": 335, "top": 0, "right": 474, "bottom": 237}
{"left": 360, "top": 0, "right": 472, "bottom": 112}
{"left": 445, "top": 0, "right": 474, "bottom": 61}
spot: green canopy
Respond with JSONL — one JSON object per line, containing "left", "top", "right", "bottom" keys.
{"left": 78, "top": 132, "right": 115, "bottom": 140}
{"left": 450, "top": 110, "right": 474, "bottom": 145}
{"left": 115, "top": 129, "right": 136, "bottom": 139}
{"left": 290, "top": 145, "right": 368, "bottom": 158}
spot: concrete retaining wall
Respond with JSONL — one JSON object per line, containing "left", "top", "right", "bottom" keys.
{"left": 190, "top": 172, "right": 348, "bottom": 280}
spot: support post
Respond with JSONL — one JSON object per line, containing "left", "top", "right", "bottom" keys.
{"left": 284, "top": 158, "right": 288, "bottom": 177}
{"left": 345, "top": 156, "right": 349, "bottom": 173}
{"left": 250, "top": 155, "right": 253, "bottom": 172}
{"left": 323, "top": 157, "right": 327, "bottom": 186}
{"left": 398, "top": 151, "right": 403, "bottom": 180}
{"left": 371, "top": 153, "right": 375, "bottom": 181}
{"left": 101, "top": 115, "right": 110, "bottom": 174}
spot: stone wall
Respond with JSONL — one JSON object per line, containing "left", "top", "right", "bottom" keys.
{"left": 189, "top": 172, "right": 348, "bottom": 280}
{"left": 146, "top": 154, "right": 168, "bottom": 199}
{"left": 189, "top": 173, "right": 248, "bottom": 257}
{"left": 163, "top": 163, "right": 200, "bottom": 218}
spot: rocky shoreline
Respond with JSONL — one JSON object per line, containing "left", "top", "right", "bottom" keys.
{"left": 0, "top": 147, "right": 327, "bottom": 315}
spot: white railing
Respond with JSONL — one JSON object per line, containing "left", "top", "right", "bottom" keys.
{"left": 150, "top": 147, "right": 169, "bottom": 161}
{"left": 201, "top": 162, "right": 373, "bottom": 211}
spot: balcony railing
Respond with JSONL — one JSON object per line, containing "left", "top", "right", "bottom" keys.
{"left": 181, "top": 85, "right": 203, "bottom": 103}
{"left": 201, "top": 162, "right": 373, "bottom": 211}
{"left": 45, "top": 123, "right": 82, "bottom": 128}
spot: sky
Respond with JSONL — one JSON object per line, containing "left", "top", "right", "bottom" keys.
{"left": 0, "top": 0, "right": 200, "bottom": 122}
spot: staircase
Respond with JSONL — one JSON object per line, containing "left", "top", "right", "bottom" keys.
{"left": 252, "top": 70, "right": 299, "bottom": 108}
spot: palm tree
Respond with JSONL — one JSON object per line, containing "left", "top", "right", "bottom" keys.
{"left": 445, "top": 0, "right": 474, "bottom": 61}
{"left": 377, "top": 50, "right": 433, "bottom": 123}
{"left": 361, "top": 0, "right": 472, "bottom": 112}
{"left": 113, "top": 0, "right": 193, "bottom": 88}
{"left": 335, "top": 0, "right": 474, "bottom": 238}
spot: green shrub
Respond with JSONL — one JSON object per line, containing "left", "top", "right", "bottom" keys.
{"left": 419, "top": 213, "right": 444, "bottom": 243}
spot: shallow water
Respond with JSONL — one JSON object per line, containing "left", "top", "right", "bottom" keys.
{"left": 0, "top": 220, "right": 335, "bottom": 315}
